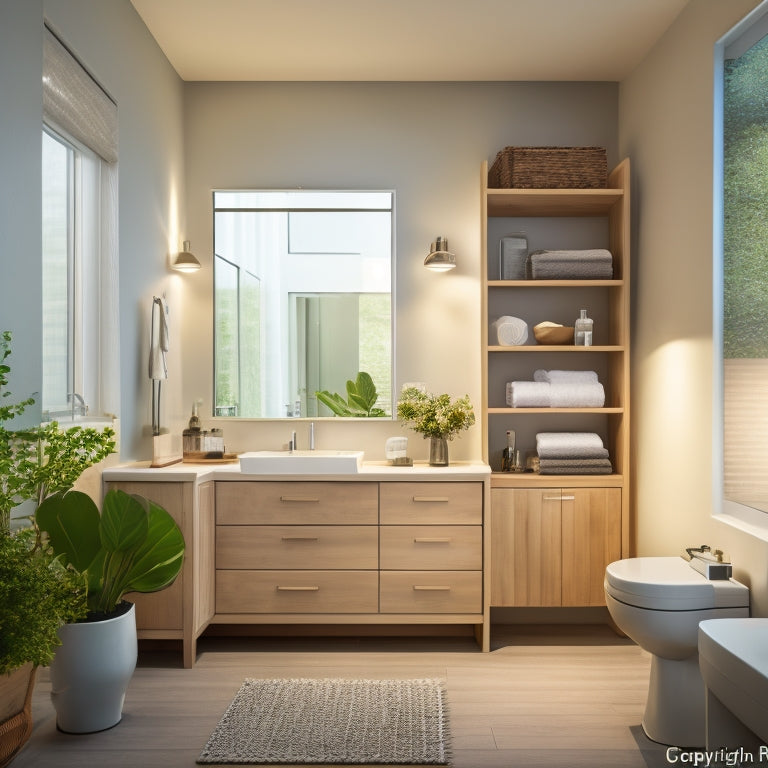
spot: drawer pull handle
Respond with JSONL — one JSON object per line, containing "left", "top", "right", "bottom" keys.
{"left": 276, "top": 585, "right": 320, "bottom": 592}
{"left": 413, "top": 537, "right": 452, "bottom": 544}
{"left": 280, "top": 536, "right": 319, "bottom": 542}
{"left": 280, "top": 496, "right": 320, "bottom": 503}
{"left": 412, "top": 496, "right": 450, "bottom": 503}
{"left": 413, "top": 585, "right": 451, "bottom": 591}
{"left": 542, "top": 495, "right": 576, "bottom": 501}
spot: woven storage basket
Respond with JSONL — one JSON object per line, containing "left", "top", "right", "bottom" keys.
{"left": 488, "top": 146, "right": 607, "bottom": 189}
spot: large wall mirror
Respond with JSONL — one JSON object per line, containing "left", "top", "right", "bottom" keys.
{"left": 213, "top": 190, "right": 393, "bottom": 419}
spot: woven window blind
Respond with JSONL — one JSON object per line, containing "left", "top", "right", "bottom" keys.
{"left": 43, "top": 26, "right": 117, "bottom": 163}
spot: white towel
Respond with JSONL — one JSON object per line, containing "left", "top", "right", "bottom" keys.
{"left": 536, "top": 432, "right": 607, "bottom": 459}
{"left": 549, "top": 382, "right": 605, "bottom": 408}
{"left": 534, "top": 369, "right": 599, "bottom": 384}
{"left": 491, "top": 316, "right": 528, "bottom": 346}
{"left": 506, "top": 381, "right": 551, "bottom": 407}
{"left": 149, "top": 295, "right": 170, "bottom": 380}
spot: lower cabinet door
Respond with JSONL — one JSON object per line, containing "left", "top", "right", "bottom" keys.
{"left": 379, "top": 571, "right": 482, "bottom": 614}
{"left": 216, "top": 570, "right": 379, "bottom": 614}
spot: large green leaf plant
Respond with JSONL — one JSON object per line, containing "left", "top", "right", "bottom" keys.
{"left": 36, "top": 489, "right": 185, "bottom": 616}
{"left": 315, "top": 371, "right": 388, "bottom": 417}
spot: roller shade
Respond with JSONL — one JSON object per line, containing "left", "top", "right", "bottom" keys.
{"left": 43, "top": 26, "right": 117, "bottom": 163}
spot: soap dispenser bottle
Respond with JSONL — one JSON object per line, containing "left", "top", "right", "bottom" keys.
{"left": 574, "top": 309, "right": 593, "bottom": 346}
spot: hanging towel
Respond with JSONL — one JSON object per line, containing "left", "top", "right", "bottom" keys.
{"left": 534, "top": 369, "right": 599, "bottom": 384}
{"left": 149, "top": 296, "right": 169, "bottom": 380}
{"left": 549, "top": 382, "right": 605, "bottom": 408}
{"left": 491, "top": 315, "right": 529, "bottom": 346}
{"left": 506, "top": 381, "right": 551, "bottom": 407}
{"left": 536, "top": 432, "right": 607, "bottom": 459}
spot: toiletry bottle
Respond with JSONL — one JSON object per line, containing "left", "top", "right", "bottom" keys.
{"left": 574, "top": 309, "right": 593, "bottom": 346}
{"left": 501, "top": 429, "right": 516, "bottom": 472}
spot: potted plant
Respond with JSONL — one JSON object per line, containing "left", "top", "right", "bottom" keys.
{"left": 397, "top": 386, "right": 475, "bottom": 466}
{"left": 35, "top": 487, "right": 185, "bottom": 733}
{"left": 0, "top": 331, "right": 113, "bottom": 763}
{"left": 315, "top": 371, "right": 389, "bottom": 417}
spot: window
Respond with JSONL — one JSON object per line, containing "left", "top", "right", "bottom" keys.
{"left": 41, "top": 26, "right": 119, "bottom": 425}
{"left": 213, "top": 191, "right": 393, "bottom": 419}
{"left": 717, "top": 2, "right": 768, "bottom": 532}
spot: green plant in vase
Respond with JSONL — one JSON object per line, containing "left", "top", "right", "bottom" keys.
{"left": 397, "top": 387, "right": 475, "bottom": 466}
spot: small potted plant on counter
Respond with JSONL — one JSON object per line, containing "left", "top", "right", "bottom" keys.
{"left": 397, "top": 386, "right": 475, "bottom": 466}
{"left": 35, "top": 487, "right": 185, "bottom": 733}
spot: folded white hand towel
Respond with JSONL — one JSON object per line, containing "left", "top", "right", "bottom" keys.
{"left": 536, "top": 432, "right": 606, "bottom": 458}
{"left": 506, "top": 381, "right": 551, "bottom": 407}
{"left": 491, "top": 315, "right": 528, "bottom": 346}
{"left": 533, "top": 369, "right": 599, "bottom": 384}
{"left": 549, "top": 382, "right": 605, "bottom": 408}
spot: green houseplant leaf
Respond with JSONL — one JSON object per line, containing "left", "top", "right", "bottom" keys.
{"left": 316, "top": 371, "right": 388, "bottom": 417}
{"left": 36, "top": 488, "right": 185, "bottom": 616}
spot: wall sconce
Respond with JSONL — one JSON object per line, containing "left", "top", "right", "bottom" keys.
{"left": 424, "top": 236, "right": 456, "bottom": 272}
{"left": 170, "top": 240, "right": 201, "bottom": 273}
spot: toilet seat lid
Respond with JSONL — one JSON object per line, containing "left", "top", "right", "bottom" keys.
{"left": 604, "top": 557, "right": 749, "bottom": 610}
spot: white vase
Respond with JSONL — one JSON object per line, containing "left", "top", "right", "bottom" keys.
{"left": 50, "top": 602, "right": 137, "bottom": 734}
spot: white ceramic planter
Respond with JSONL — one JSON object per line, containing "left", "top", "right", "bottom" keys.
{"left": 50, "top": 602, "right": 137, "bottom": 734}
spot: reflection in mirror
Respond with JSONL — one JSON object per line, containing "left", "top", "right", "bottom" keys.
{"left": 213, "top": 190, "right": 393, "bottom": 418}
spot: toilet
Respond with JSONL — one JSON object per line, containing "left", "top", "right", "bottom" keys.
{"left": 604, "top": 557, "right": 749, "bottom": 747}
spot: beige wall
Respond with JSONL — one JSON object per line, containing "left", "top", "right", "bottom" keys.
{"left": 619, "top": 0, "right": 768, "bottom": 615}
{"left": 180, "top": 82, "right": 618, "bottom": 464}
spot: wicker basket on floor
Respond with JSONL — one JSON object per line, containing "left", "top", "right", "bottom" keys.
{"left": 488, "top": 146, "right": 607, "bottom": 189}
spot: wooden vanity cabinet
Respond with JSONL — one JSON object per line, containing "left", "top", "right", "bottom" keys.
{"left": 103, "top": 480, "right": 215, "bottom": 668}
{"left": 490, "top": 487, "right": 621, "bottom": 607}
{"left": 213, "top": 478, "right": 488, "bottom": 648}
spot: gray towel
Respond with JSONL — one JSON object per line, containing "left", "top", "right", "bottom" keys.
{"left": 549, "top": 382, "right": 605, "bottom": 408}
{"left": 506, "top": 381, "right": 550, "bottom": 407}
{"left": 539, "top": 458, "right": 613, "bottom": 475}
{"left": 530, "top": 249, "right": 613, "bottom": 280}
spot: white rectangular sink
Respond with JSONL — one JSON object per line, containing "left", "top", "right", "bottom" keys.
{"left": 239, "top": 450, "right": 364, "bottom": 474}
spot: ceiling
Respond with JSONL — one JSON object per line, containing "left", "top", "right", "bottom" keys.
{"left": 130, "top": 0, "right": 690, "bottom": 82}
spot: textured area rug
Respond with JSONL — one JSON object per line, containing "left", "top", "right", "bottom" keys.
{"left": 197, "top": 677, "right": 451, "bottom": 765}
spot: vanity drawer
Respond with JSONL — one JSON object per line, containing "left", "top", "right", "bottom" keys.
{"left": 217, "top": 525, "right": 378, "bottom": 570}
{"left": 379, "top": 482, "right": 482, "bottom": 525}
{"left": 379, "top": 526, "right": 481, "bottom": 570}
{"left": 216, "top": 570, "right": 379, "bottom": 613}
{"left": 379, "top": 571, "right": 482, "bottom": 614}
{"left": 216, "top": 482, "right": 378, "bottom": 525}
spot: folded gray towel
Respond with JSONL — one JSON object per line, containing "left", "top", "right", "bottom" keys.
{"left": 549, "top": 382, "right": 605, "bottom": 408}
{"left": 539, "top": 458, "right": 613, "bottom": 475}
{"left": 530, "top": 249, "right": 614, "bottom": 279}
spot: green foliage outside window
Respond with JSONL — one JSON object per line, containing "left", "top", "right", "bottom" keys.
{"left": 724, "top": 36, "right": 768, "bottom": 358}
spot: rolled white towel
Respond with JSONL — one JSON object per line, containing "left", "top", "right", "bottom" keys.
{"left": 491, "top": 315, "right": 528, "bottom": 346}
{"left": 549, "top": 382, "right": 605, "bottom": 408}
{"left": 506, "top": 381, "right": 551, "bottom": 407}
{"left": 533, "top": 369, "right": 599, "bottom": 384}
{"left": 536, "top": 432, "right": 607, "bottom": 458}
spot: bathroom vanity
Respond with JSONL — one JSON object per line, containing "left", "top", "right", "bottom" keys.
{"left": 103, "top": 461, "right": 490, "bottom": 667}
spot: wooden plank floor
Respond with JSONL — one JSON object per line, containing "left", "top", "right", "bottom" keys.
{"left": 12, "top": 625, "right": 670, "bottom": 768}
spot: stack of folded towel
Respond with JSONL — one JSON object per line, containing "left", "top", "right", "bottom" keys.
{"left": 536, "top": 432, "right": 612, "bottom": 475}
{"left": 529, "top": 249, "right": 613, "bottom": 280}
{"left": 506, "top": 369, "right": 605, "bottom": 408}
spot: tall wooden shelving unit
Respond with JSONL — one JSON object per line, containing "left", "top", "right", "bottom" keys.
{"left": 482, "top": 159, "right": 631, "bottom": 609}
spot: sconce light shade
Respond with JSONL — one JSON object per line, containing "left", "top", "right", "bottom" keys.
{"left": 171, "top": 240, "right": 201, "bottom": 273}
{"left": 424, "top": 236, "right": 456, "bottom": 272}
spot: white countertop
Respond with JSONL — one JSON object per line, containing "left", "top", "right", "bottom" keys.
{"left": 102, "top": 459, "right": 491, "bottom": 483}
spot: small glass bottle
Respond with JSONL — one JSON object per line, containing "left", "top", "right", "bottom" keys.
{"left": 501, "top": 429, "right": 516, "bottom": 472}
{"left": 574, "top": 309, "right": 593, "bottom": 346}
